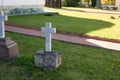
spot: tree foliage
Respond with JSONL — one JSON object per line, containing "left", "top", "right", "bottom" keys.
{"left": 91, "top": 0, "right": 97, "bottom": 7}
{"left": 64, "top": 0, "right": 80, "bottom": 7}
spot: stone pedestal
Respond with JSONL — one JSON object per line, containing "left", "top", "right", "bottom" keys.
{"left": 34, "top": 50, "right": 61, "bottom": 70}
{"left": 0, "top": 37, "right": 19, "bottom": 61}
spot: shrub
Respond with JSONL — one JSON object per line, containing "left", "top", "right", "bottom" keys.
{"left": 64, "top": 0, "right": 80, "bottom": 7}
{"left": 91, "top": 0, "right": 96, "bottom": 7}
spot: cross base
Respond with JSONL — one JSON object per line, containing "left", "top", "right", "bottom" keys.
{"left": 0, "top": 37, "right": 19, "bottom": 61}
{"left": 34, "top": 50, "right": 62, "bottom": 70}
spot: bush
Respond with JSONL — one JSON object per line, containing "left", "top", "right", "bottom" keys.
{"left": 91, "top": 0, "right": 96, "bottom": 7}
{"left": 64, "top": 0, "right": 80, "bottom": 7}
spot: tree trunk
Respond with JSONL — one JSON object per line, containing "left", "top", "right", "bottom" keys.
{"left": 87, "top": 0, "right": 90, "bottom": 7}
{"left": 96, "top": 0, "right": 101, "bottom": 8}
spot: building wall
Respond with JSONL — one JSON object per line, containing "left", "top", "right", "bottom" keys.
{"left": 116, "top": 0, "right": 120, "bottom": 6}
{"left": 0, "top": 0, "right": 45, "bottom": 10}
{"left": 0, "top": 0, "right": 45, "bottom": 6}
{"left": 0, "top": 0, "right": 45, "bottom": 16}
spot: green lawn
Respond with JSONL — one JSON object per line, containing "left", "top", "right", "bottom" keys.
{"left": 0, "top": 32, "right": 120, "bottom": 80}
{"left": 6, "top": 7, "right": 120, "bottom": 40}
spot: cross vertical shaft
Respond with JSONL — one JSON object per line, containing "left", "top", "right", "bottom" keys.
{"left": 41, "top": 22, "right": 56, "bottom": 52}
{"left": 46, "top": 23, "right": 52, "bottom": 52}
{"left": 0, "top": 11, "right": 8, "bottom": 38}
{"left": 0, "top": 17, "right": 4, "bottom": 38}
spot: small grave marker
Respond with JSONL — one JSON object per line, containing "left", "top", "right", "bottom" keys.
{"left": 35, "top": 22, "right": 61, "bottom": 70}
{"left": 0, "top": 11, "right": 19, "bottom": 61}
{"left": 0, "top": 11, "right": 8, "bottom": 38}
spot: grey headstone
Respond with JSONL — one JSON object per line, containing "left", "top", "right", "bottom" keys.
{"left": 34, "top": 50, "right": 61, "bottom": 70}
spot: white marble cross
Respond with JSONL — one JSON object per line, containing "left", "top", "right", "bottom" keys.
{"left": 0, "top": 11, "right": 8, "bottom": 38}
{"left": 41, "top": 22, "right": 56, "bottom": 52}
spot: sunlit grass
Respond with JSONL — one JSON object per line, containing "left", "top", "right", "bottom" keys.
{"left": 6, "top": 7, "right": 120, "bottom": 40}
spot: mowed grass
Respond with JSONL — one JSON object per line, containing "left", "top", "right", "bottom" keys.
{"left": 6, "top": 7, "right": 120, "bottom": 40}
{"left": 0, "top": 32, "right": 120, "bottom": 80}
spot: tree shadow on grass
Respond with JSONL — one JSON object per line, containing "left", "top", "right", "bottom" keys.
{"left": 6, "top": 14, "right": 116, "bottom": 50}
{"left": 47, "top": 15, "right": 115, "bottom": 35}
{"left": 6, "top": 14, "right": 114, "bottom": 35}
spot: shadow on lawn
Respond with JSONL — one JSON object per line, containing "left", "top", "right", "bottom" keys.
{"left": 49, "top": 15, "right": 115, "bottom": 35}
{"left": 6, "top": 14, "right": 117, "bottom": 50}
{"left": 6, "top": 14, "right": 115, "bottom": 35}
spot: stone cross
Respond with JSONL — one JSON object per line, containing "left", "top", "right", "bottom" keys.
{"left": 41, "top": 22, "right": 56, "bottom": 52}
{"left": 0, "top": 11, "right": 8, "bottom": 38}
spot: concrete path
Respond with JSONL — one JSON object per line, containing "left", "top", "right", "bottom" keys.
{"left": 5, "top": 25, "right": 120, "bottom": 51}
{"left": 62, "top": 8, "right": 120, "bottom": 15}
{"left": 45, "top": 7, "right": 120, "bottom": 15}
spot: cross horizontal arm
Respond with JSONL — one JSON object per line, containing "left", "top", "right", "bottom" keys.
{"left": 0, "top": 11, "right": 8, "bottom": 21}
{"left": 41, "top": 27, "right": 56, "bottom": 33}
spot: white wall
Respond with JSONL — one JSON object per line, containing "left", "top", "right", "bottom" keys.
{"left": 116, "top": 0, "right": 120, "bottom": 6}
{"left": 0, "top": 0, "right": 45, "bottom": 6}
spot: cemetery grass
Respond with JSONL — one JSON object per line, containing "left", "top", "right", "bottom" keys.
{"left": 6, "top": 8, "right": 120, "bottom": 40}
{"left": 0, "top": 32, "right": 120, "bottom": 80}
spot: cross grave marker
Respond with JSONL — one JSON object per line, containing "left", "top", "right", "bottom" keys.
{"left": 41, "top": 22, "right": 56, "bottom": 52}
{"left": 0, "top": 11, "right": 8, "bottom": 38}
{"left": 0, "top": 11, "right": 19, "bottom": 61}
{"left": 34, "top": 22, "right": 61, "bottom": 70}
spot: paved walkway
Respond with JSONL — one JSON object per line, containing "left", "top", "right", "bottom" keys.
{"left": 45, "top": 7, "right": 120, "bottom": 15}
{"left": 5, "top": 25, "right": 120, "bottom": 51}
{"left": 62, "top": 8, "right": 120, "bottom": 15}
